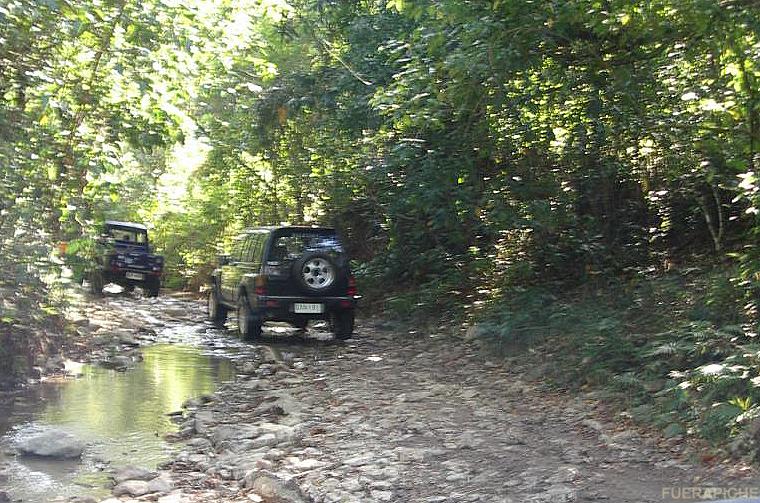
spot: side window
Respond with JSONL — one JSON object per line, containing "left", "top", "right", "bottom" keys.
{"left": 249, "top": 234, "right": 266, "bottom": 264}
{"left": 240, "top": 235, "right": 255, "bottom": 263}
{"left": 231, "top": 238, "right": 245, "bottom": 262}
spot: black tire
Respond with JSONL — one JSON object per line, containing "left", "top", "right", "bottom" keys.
{"left": 237, "top": 294, "right": 262, "bottom": 340}
{"left": 89, "top": 270, "right": 104, "bottom": 296}
{"left": 292, "top": 252, "right": 342, "bottom": 294}
{"left": 124, "top": 284, "right": 135, "bottom": 294}
{"left": 208, "top": 287, "right": 228, "bottom": 325}
{"left": 332, "top": 310, "right": 355, "bottom": 340}
{"left": 145, "top": 277, "right": 160, "bottom": 297}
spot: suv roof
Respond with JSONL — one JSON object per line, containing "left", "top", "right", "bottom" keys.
{"left": 105, "top": 220, "right": 148, "bottom": 231}
{"left": 236, "top": 226, "right": 336, "bottom": 236}
{"left": 242, "top": 225, "right": 335, "bottom": 231}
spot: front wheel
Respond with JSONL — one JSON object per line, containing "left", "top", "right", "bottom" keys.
{"left": 208, "top": 288, "right": 228, "bottom": 325}
{"left": 332, "top": 310, "right": 355, "bottom": 340}
{"left": 237, "top": 295, "right": 262, "bottom": 340}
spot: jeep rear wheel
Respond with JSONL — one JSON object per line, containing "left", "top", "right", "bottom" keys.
{"left": 145, "top": 277, "right": 160, "bottom": 297}
{"left": 237, "top": 295, "right": 262, "bottom": 340}
{"left": 89, "top": 271, "right": 104, "bottom": 296}
{"left": 332, "top": 310, "right": 355, "bottom": 340}
{"left": 208, "top": 288, "right": 228, "bottom": 325}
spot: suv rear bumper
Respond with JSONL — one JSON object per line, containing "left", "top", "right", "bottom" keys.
{"left": 104, "top": 268, "right": 162, "bottom": 284}
{"left": 254, "top": 295, "right": 357, "bottom": 321}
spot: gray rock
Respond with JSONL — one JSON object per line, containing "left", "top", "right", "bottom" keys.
{"left": 194, "top": 411, "right": 215, "bottom": 434}
{"left": 103, "top": 355, "right": 132, "bottom": 370}
{"left": 245, "top": 471, "right": 311, "bottom": 502}
{"left": 147, "top": 474, "right": 174, "bottom": 494}
{"left": 16, "top": 429, "right": 85, "bottom": 458}
{"left": 113, "top": 479, "right": 151, "bottom": 497}
{"left": 68, "top": 496, "right": 98, "bottom": 503}
{"left": 113, "top": 465, "right": 158, "bottom": 483}
{"left": 241, "top": 361, "right": 259, "bottom": 374}
{"left": 116, "top": 331, "right": 139, "bottom": 346}
{"left": 371, "top": 490, "right": 393, "bottom": 501}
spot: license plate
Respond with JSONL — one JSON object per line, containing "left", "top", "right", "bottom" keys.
{"left": 125, "top": 272, "right": 144, "bottom": 281}
{"left": 294, "top": 303, "right": 324, "bottom": 314}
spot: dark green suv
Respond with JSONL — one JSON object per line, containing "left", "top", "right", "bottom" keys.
{"left": 207, "top": 226, "right": 358, "bottom": 340}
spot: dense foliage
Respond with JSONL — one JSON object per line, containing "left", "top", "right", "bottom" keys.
{"left": 2, "top": 0, "right": 760, "bottom": 444}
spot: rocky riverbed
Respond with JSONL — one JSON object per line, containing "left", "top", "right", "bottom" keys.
{"left": 2, "top": 291, "right": 759, "bottom": 503}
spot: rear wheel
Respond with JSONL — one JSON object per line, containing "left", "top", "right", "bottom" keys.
{"left": 145, "top": 277, "right": 160, "bottom": 297}
{"left": 89, "top": 270, "right": 104, "bottom": 297}
{"left": 208, "top": 288, "right": 228, "bottom": 325}
{"left": 237, "top": 294, "right": 262, "bottom": 340}
{"left": 332, "top": 310, "right": 355, "bottom": 340}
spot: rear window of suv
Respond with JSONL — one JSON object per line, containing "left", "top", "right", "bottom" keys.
{"left": 270, "top": 230, "right": 343, "bottom": 262}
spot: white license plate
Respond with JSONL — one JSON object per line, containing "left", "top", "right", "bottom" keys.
{"left": 294, "top": 303, "right": 324, "bottom": 314}
{"left": 125, "top": 272, "right": 144, "bottom": 281}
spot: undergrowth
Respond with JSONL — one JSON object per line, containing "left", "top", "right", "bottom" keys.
{"left": 476, "top": 264, "right": 760, "bottom": 454}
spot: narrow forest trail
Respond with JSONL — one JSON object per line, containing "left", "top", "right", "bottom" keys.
{"left": 161, "top": 306, "right": 760, "bottom": 503}
{"left": 3, "top": 293, "right": 759, "bottom": 503}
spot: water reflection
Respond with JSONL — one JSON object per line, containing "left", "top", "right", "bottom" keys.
{"left": 0, "top": 344, "right": 234, "bottom": 502}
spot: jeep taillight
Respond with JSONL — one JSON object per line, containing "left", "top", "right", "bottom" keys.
{"left": 347, "top": 275, "right": 357, "bottom": 296}
{"left": 254, "top": 275, "right": 267, "bottom": 296}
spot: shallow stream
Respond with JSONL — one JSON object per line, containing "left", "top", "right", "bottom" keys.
{"left": 0, "top": 312, "right": 236, "bottom": 502}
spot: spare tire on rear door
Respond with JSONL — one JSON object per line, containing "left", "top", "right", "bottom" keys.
{"left": 293, "top": 252, "right": 341, "bottom": 294}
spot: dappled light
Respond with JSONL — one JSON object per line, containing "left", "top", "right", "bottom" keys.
{"left": 3, "top": 0, "right": 760, "bottom": 501}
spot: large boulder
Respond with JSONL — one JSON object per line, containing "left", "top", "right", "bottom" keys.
{"left": 113, "top": 479, "right": 150, "bottom": 497}
{"left": 113, "top": 465, "right": 158, "bottom": 484}
{"left": 16, "top": 429, "right": 85, "bottom": 459}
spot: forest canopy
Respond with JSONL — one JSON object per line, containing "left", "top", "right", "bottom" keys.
{"left": 1, "top": 0, "right": 759, "bottom": 303}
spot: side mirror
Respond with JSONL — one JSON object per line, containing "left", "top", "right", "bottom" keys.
{"left": 218, "top": 254, "right": 230, "bottom": 266}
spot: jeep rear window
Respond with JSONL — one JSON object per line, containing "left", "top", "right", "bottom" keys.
{"left": 270, "top": 231, "right": 343, "bottom": 261}
{"left": 108, "top": 228, "right": 147, "bottom": 244}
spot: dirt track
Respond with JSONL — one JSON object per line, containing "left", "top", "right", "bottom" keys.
{"left": 147, "top": 297, "right": 760, "bottom": 503}
{"left": 4, "top": 292, "right": 760, "bottom": 503}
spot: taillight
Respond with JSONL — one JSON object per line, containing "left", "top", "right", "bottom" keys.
{"left": 254, "top": 275, "right": 267, "bottom": 296}
{"left": 347, "top": 275, "right": 357, "bottom": 296}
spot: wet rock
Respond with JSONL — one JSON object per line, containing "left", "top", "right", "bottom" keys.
{"left": 16, "top": 429, "right": 85, "bottom": 458}
{"left": 244, "top": 471, "right": 311, "bottom": 503}
{"left": 45, "top": 355, "right": 65, "bottom": 373}
{"left": 112, "top": 479, "right": 151, "bottom": 497}
{"left": 101, "top": 355, "right": 132, "bottom": 371}
{"left": 194, "top": 411, "right": 215, "bottom": 434}
{"left": 240, "top": 361, "right": 259, "bottom": 374}
{"left": 114, "top": 466, "right": 158, "bottom": 483}
{"left": 116, "top": 331, "right": 139, "bottom": 346}
{"left": 147, "top": 474, "right": 174, "bottom": 494}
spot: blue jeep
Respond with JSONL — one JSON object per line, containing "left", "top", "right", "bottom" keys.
{"left": 88, "top": 221, "right": 164, "bottom": 297}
